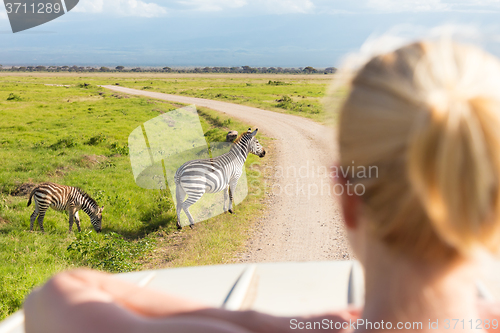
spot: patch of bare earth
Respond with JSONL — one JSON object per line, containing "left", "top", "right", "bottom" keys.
{"left": 47, "top": 165, "right": 73, "bottom": 177}
{"left": 11, "top": 183, "right": 37, "bottom": 197}
{"left": 78, "top": 155, "right": 108, "bottom": 168}
{"left": 138, "top": 229, "right": 191, "bottom": 269}
{"left": 0, "top": 216, "right": 9, "bottom": 226}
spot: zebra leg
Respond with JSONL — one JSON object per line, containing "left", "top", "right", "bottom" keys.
{"left": 74, "top": 211, "right": 81, "bottom": 232}
{"left": 30, "top": 201, "right": 40, "bottom": 231}
{"left": 228, "top": 179, "right": 238, "bottom": 214}
{"left": 182, "top": 192, "right": 204, "bottom": 228}
{"left": 175, "top": 183, "right": 186, "bottom": 229}
{"left": 68, "top": 209, "right": 74, "bottom": 233}
{"left": 37, "top": 212, "right": 46, "bottom": 233}
{"left": 223, "top": 186, "right": 229, "bottom": 213}
{"left": 30, "top": 209, "right": 38, "bottom": 231}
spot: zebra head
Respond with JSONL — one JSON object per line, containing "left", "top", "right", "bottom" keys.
{"left": 90, "top": 206, "right": 104, "bottom": 232}
{"left": 247, "top": 128, "right": 266, "bottom": 158}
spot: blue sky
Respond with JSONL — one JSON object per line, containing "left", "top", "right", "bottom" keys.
{"left": 1, "top": 0, "right": 500, "bottom": 67}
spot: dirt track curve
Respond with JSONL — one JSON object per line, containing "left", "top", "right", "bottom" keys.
{"left": 102, "top": 85, "right": 353, "bottom": 262}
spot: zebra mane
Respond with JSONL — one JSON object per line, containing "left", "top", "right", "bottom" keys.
{"left": 232, "top": 132, "right": 251, "bottom": 146}
{"left": 75, "top": 187, "right": 99, "bottom": 208}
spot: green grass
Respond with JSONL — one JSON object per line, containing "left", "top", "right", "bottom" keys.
{"left": 0, "top": 79, "right": 269, "bottom": 320}
{"left": 119, "top": 78, "right": 327, "bottom": 120}
{"left": 0, "top": 74, "right": 335, "bottom": 122}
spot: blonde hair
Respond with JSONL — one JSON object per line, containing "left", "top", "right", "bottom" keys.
{"left": 338, "top": 40, "right": 500, "bottom": 262}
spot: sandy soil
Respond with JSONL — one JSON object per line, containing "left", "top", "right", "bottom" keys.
{"left": 102, "top": 85, "right": 353, "bottom": 262}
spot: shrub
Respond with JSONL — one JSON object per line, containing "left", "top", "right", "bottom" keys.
{"left": 67, "top": 231, "right": 154, "bottom": 273}
{"left": 85, "top": 133, "right": 107, "bottom": 146}
{"left": 110, "top": 142, "right": 129, "bottom": 156}
{"left": 204, "top": 128, "right": 226, "bottom": 143}
{"left": 6, "top": 93, "right": 22, "bottom": 101}
{"left": 49, "top": 137, "right": 78, "bottom": 150}
{"left": 267, "top": 80, "right": 290, "bottom": 86}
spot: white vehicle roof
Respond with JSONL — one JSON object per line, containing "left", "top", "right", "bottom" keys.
{"left": 1, "top": 260, "right": 499, "bottom": 333}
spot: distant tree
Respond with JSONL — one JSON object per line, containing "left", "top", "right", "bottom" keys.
{"left": 100, "top": 67, "right": 110, "bottom": 72}
{"left": 303, "top": 66, "right": 317, "bottom": 73}
{"left": 242, "top": 65, "right": 257, "bottom": 73}
{"left": 203, "top": 67, "right": 212, "bottom": 73}
{"left": 35, "top": 66, "right": 46, "bottom": 71}
{"left": 162, "top": 66, "right": 172, "bottom": 72}
{"left": 116, "top": 66, "right": 125, "bottom": 71}
{"left": 324, "top": 67, "right": 337, "bottom": 74}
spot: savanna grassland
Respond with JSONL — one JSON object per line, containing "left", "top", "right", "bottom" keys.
{"left": 0, "top": 73, "right": 339, "bottom": 122}
{"left": 0, "top": 76, "right": 273, "bottom": 319}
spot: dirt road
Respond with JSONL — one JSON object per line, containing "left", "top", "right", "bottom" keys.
{"left": 102, "top": 85, "right": 353, "bottom": 262}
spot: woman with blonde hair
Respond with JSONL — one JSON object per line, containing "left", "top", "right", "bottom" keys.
{"left": 24, "top": 40, "right": 500, "bottom": 332}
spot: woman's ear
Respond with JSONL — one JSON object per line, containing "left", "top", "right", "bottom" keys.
{"left": 336, "top": 171, "right": 361, "bottom": 230}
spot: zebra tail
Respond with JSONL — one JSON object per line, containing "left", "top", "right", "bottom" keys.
{"left": 27, "top": 188, "right": 36, "bottom": 207}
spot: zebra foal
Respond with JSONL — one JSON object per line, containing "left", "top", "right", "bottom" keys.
{"left": 175, "top": 128, "right": 266, "bottom": 229}
{"left": 27, "top": 182, "right": 104, "bottom": 233}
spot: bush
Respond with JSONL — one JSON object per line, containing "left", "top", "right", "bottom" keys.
{"left": 110, "top": 142, "right": 129, "bottom": 156}
{"left": 267, "top": 80, "right": 290, "bottom": 86}
{"left": 6, "top": 93, "right": 22, "bottom": 101}
{"left": 204, "top": 128, "right": 226, "bottom": 143}
{"left": 275, "top": 95, "right": 321, "bottom": 114}
{"left": 86, "top": 133, "right": 107, "bottom": 146}
{"left": 49, "top": 136, "right": 78, "bottom": 150}
{"left": 276, "top": 95, "right": 293, "bottom": 108}
{"left": 67, "top": 231, "right": 154, "bottom": 273}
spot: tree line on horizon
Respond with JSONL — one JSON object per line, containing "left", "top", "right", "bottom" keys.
{"left": 0, "top": 64, "right": 337, "bottom": 74}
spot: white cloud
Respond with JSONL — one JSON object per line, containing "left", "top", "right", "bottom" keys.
{"left": 365, "top": 0, "right": 500, "bottom": 12}
{"left": 73, "top": 0, "right": 168, "bottom": 17}
{"left": 176, "top": 0, "right": 247, "bottom": 11}
{"left": 367, "top": 0, "right": 450, "bottom": 12}
{"left": 338, "top": 23, "right": 500, "bottom": 76}
{"left": 174, "top": 0, "right": 313, "bottom": 13}
{"left": 257, "top": 0, "right": 315, "bottom": 14}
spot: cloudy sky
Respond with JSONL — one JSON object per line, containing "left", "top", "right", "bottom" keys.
{"left": 1, "top": 0, "right": 500, "bottom": 67}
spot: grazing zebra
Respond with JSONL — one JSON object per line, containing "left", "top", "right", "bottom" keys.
{"left": 27, "top": 183, "right": 104, "bottom": 233}
{"left": 175, "top": 128, "right": 266, "bottom": 229}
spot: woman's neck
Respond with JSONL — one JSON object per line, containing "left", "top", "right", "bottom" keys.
{"left": 359, "top": 240, "right": 481, "bottom": 333}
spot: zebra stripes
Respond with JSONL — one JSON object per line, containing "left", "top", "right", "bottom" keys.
{"left": 175, "top": 128, "right": 266, "bottom": 229}
{"left": 27, "top": 182, "right": 104, "bottom": 233}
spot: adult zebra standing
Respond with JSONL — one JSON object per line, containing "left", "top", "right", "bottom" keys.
{"left": 27, "top": 182, "right": 104, "bottom": 233}
{"left": 175, "top": 128, "right": 266, "bottom": 229}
